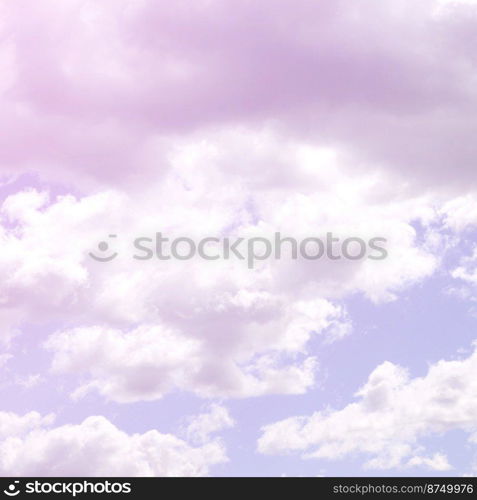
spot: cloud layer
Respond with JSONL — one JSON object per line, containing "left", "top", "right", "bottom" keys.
{"left": 0, "top": 0, "right": 476, "bottom": 476}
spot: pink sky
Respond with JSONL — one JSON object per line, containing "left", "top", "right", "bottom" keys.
{"left": 0, "top": 0, "right": 477, "bottom": 476}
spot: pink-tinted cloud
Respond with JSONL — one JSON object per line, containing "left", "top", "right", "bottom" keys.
{"left": 0, "top": 0, "right": 476, "bottom": 188}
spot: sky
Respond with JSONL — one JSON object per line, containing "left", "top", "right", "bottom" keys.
{"left": 0, "top": 0, "right": 477, "bottom": 477}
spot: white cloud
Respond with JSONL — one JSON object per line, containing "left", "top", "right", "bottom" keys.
{"left": 442, "top": 196, "right": 477, "bottom": 232}
{"left": 258, "top": 345, "right": 477, "bottom": 471}
{"left": 452, "top": 247, "right": 477, "bottom": 287}
{"left": 184, "top": 404, "right": 235, "bottom": 444}
{"left": 0, "top": 411, "right": 54, "bottom": 439}
{"left": 0, "top": 132, "right": 453, "bottom": 401}
{"left": 405, "top": 453, "right": 451, "bottom": 472}
{"left": 0, "top": 412, "right": 228, "bottom": 477}
{"left": 44, "top": 320, "right": 321, "bottom": 401}
{"left": 45, "top": 324, "right": 202, "bottom": 402}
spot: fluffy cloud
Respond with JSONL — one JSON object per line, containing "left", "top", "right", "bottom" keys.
{"left": 184, "top": 404, "right": 235, "bottom": 444}
{"left": 434, "top": 196, "right": 477, "bottom": 308}
{"left": 0, "top": 148, "right": 446, "bottom": 400}
{"left": 0, "top": 410, "right": 229, "bottom": 476}
{"left": 452, "top": 249, "right": 477, "bottom": 288}
{"left": 44, "top": 316, "right": 323, "bottom": 401}
{"left": 258, "top": 344, "right": 477, "bottom": 471}
{"left": 0, "top": 411, "right": 53, "bottom": 439}
{"left": 442, "top": 196, "right": 477, "bottom": 232}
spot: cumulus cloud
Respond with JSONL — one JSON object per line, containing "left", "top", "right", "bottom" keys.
{"left": 0, "top": 411, "right": 229, "bottom": 476}
{"left": 0, "top": 411, "right": 54, "bottom": 439}
{"left": 258, "top": 345, "right": 477, "bottom": 471}
{"left": 0, "top": 146, "right": 447, "bottom": 400}
{"left": 44, "top": 320, "right": 320, "bottom": 401}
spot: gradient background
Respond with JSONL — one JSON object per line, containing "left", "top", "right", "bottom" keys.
{"left": 0, "top": 0, "right": 477, "bottom": 476}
